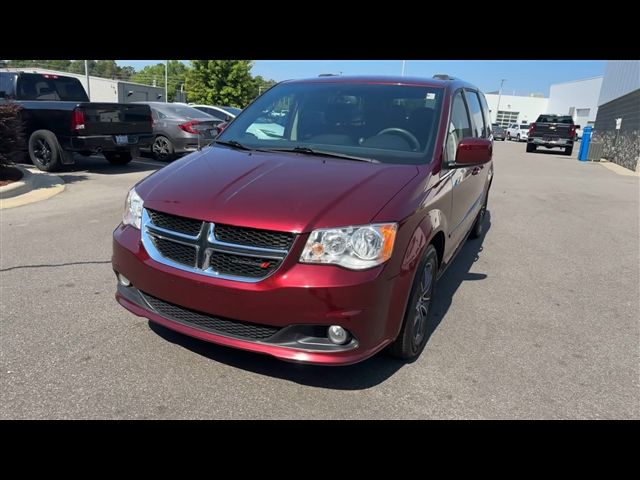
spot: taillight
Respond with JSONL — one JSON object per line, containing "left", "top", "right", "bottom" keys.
{"left": 215, "top": 122, "right": 228, "bottom": 135}
{"left": 568, "top": 125, "right": 576, "bottom": 138}
{"left": 178, "top": 120, "right": 201, "bottom": 134}
{"left": 528, "top": 123, "right": 536, "bottom": 135}
{"left": 71, "top": 109, "right": 85, "bottom": 131}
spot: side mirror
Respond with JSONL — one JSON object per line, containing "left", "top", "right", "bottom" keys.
{"left": 453, "top": 138, "right": 492, "bottom": 166}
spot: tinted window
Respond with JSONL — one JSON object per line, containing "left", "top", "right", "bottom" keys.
{"left": 519, "top": 124, "right": 530, "bottom": 130}
{"left": 464, "top": 90, "right": 486, "bottom": 138}
{"left": 158, "top": 104, "right": 211, "bottom": 119}
{"left": 0, "top": 73, "right": 15, "bottom": 97}
{"left": 219, "top": 82, "right": 444, "bottom": 165}
{"left": 445, "top": 91, "right": 472, "bottom": 162}
{"left": 220, "top": 106, "right": 241, "bottom": 116}
{"left": 536, "top": 114, "right": 574, "bottom": 124}
{"left": 194, "top": 106, "right": 224, "bottom": 121}
{"left": 16, "top": 73, "right": 88, "bottom": 101}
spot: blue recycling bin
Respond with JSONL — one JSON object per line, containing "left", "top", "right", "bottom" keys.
{"left": 578, "top": 126, "right": 593, "bottom": 161}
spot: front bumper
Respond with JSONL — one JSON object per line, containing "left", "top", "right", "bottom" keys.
{"left": 60, "top": 134, "right": 153, "bottom": 152}
{"left": 112, "top": 224, "right": 404, "bottom": 365}
{"left": 528, "top": 137, "right": 573, "bottom": 148}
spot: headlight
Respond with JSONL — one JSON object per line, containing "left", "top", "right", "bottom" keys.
{"left": 123, "top": 187, "right": 143, "bottom": 229}
{"left": 300, "top": 223, "right": 397, "bottom": 270}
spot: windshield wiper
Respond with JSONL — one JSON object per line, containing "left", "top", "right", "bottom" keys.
{"left": 212, "top": 139, "right": 253, "bottom": 151}
{"left": 265, "top": 146, "right": 379, "bottom": 163}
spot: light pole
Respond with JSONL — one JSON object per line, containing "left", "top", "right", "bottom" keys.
{"left": 495, "top": 78, "right": 506, "bottom": 124}
{"left": 165, "top": 60, "right": 168, "bottom": 103}
{"left": 84, "top": 60, "right": 91, "bottom": 100}
{"left": 401, "top": 60, "right": 406, "bottom": 76}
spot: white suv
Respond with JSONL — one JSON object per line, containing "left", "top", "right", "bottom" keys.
{"left": 506, "top": 123, "right": 530, "bottom": 142}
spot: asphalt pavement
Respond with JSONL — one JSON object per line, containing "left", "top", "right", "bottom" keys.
{"left": 1, "top": 142, "right": 638, "bottom": 419}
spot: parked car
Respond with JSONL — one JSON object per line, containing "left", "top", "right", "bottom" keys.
{"left": 526, "top": 114, "right": 578, "bottom": 155}
{"left": 0, "top": 71, "right": 152, "bottom": 171}
{"left": 190, "top": 104, "right": 241, "bottom": 123}
{"left": 113, "top": 74, "right": 494, "bottom": 365}
{"left": 135, "top": 102, "right": 222, "bottom": 161}
{"left": 506, "top": 123, "right": 530, "bottom": 142}
{"left": 491, "top": 123, "right": 506, "bottom": 141}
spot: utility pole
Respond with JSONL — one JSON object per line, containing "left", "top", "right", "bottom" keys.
{"left": 401, "top": 60, "right": 406, "bottom": 76}
{"left": 495, "top": 78, "right": 506, "bottom": 124}
{"left": 165, "top": 60, "right": 168, "bottom": 103}
{"left": 84, "top": 60, "right": 91, "bottom": 100}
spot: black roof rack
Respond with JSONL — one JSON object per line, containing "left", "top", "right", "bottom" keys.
{"left": 433, "top": 74, "right": 455, "bottom": 81}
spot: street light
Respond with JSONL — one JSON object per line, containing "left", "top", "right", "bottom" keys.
{"left": 495, "top": 79, "right": 507, "bottom": 125}
{"left": 165, "top": 60, "right": 168, "bottom": 103}
{"left": 401, "top": 60, "right": 406, "bottom": 76}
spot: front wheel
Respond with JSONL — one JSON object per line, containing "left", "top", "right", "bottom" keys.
{"left": 388, "top": 245, "right": 438, "bottom": 361}
{"left": 517, "top": 134, "right": 521, "bottom": 142}
{"left": 507, "top": 133, "right": 511, "bottom": 141}
{"left": 470, "top": 190, "right": 488, "bottom": 239}
{"left": 104, "top": 151, "right": 133, "bottom": 165}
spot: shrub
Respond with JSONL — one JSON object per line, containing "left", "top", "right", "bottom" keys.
{"left": 0, "top": 101, "right": 26, "bottom": 166}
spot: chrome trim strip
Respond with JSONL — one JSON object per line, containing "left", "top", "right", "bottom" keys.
{"left": 146, "top": 222, "right": 201, "bottom": 241}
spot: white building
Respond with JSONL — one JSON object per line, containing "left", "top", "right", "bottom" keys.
{"left": 485, "top": 75, "right": 604, "bottom": 128}
{"left": 4, "top": 67, "right": 165, "bottom": 103}
{"left": 547, "top": 76, "right": 602, "bottom": 128}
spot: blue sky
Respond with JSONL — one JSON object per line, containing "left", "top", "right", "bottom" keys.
{"left": 116, "top": 60, "right": 606, "bottom": 97}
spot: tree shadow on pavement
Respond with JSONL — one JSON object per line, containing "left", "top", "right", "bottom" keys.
{"left": 148, "top": 211, "right": 492, "bottom": 391}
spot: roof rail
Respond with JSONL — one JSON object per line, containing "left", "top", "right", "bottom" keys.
{"left": 433, "top": 74, "right": 455, "bottom": 81}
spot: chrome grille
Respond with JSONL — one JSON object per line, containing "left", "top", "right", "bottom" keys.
{"left": 141, "top": 209, "right": 294, "bottom": 282}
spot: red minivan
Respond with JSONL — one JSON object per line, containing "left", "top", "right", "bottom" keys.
{"left": 112, "top": 75, "right": 494, "bottom": 365}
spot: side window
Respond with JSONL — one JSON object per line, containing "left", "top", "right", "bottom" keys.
{"left": 0, "top": 74, "right": 15, "bottom": 97}
{"left": 445, "top": 91, "right": 472, "bottom": 162}
{"left": 478, "top": 92, "right": 492, "bottom": 138}
{"left": 464, "top": 90, "right": 486, "bottom": 138}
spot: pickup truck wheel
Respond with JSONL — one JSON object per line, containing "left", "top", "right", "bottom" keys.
{"left": 28, "top": 130, "right": 63, "bottom": 172}
{"left": 526, "top": 143, "right": 536, "bottom": 153}
{"left": 388, "top": 244, "right": 438, "bottom": 361}
{"left": 506, "top": 133, "right": 511, "bottom": 141}
{"left": 470, "top": 190, "right": 488, "bottom": 239}
{"left": 152, "top": 136, "right": 175, "bottom": 161}
{"left": 517, "top": 134, "right": 521, "bottom": 142}
{"left": 104, "top": 151, "right": 133, "bottom": 165}
{"left": 564, "top": 146, "right": 573, "bottom": 156}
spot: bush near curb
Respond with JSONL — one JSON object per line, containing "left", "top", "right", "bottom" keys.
{"left": 0, "top": 101, "right": 26, "bottom": 168}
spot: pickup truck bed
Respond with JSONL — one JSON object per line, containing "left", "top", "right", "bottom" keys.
{"left": 526, "top": 114, "right": 577, "bottom": 155}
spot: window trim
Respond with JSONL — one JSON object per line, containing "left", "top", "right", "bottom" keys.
{"left": 463, "top": 88, "right": 487, "bottom": 139}
{"left": 442, "top": 87, "right": 473, "bottom": 167}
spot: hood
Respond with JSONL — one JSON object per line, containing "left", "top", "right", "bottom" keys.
{"left": 137, "top": 146, "right": 419, "bottom": 233}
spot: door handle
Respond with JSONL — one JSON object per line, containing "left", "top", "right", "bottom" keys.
{"left": 472, "top": 165, "right": 484, "bottom": 175}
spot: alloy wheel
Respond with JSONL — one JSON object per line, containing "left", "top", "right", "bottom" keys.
{"left": 412, "top": 259, "right": 435, "bottom": 348}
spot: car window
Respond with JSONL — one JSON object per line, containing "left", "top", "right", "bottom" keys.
{"left": 464, "top": 90, "right": 487, "bottom": 138}
{"left": 16, "top": 73, "right": 89, "bottom": 102}
{"left": 220, "top": 82, "right": 444, "bottom": 165}
{"left": 519, "top": 125, "right": 529, "bottom": 130}
{"left": 445, "top": 91, "right": 472, "bottom": 162}
{"left": 159, "top": 105, "right": 209, "bottom": 119}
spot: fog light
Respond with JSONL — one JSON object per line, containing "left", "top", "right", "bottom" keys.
{"left": 117, "top": 273, "right": 131, "bottom": 287}
{"left": 328, "top": 325, "right": 349, "bottom": 345}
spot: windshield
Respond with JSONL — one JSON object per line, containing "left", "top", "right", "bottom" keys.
{"left": 536, "top": 115, "right": 574, "bottom": 124}
{"left": 218, "top": 81, "right": 444, "bottom": 165}
{"left": 519, "top": 125, "right": 530, "bottom": 130}
{"left": 221, "top": 106, "right": 242, "bottom": 116}
{"left": 17, "top": 73, "right": 89, "bottom": 102}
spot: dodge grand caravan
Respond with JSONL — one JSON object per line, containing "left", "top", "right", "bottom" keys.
{"left": 112, "top": 75, "right": 494, "bottom": 365}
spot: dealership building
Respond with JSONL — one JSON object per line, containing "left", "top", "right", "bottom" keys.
{"left": 485, "top": 76, "right": 603, "bottom": 129}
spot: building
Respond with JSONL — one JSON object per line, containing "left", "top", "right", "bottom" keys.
{"left": 4, "top": 67, "right": 166, "bottom": 103}
{"left": 591, "top": 61, "right": 640, "bottom": 172}
{"left": 485, "top": 76, "right": 603, "bottom": 129}
{"left": 547, "top": 76, "right": 603, "bottom": 128}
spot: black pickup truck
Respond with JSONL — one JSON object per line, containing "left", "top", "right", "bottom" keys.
{"left": 526, "top": 114, "right": 579, "bottom": 156}
{"left": 0, "top": 71, "right": 153, "bottom": 171}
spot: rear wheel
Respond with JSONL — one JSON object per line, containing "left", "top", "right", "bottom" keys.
{"left": 564, "top": 146, "right": 573, "bottom": 156}
{"left": 526, "top": 143, "right": 536, "bottom": 153}
{"left": 152, "top": 135, "right": 175, "bottom": 161}
{"left": 388, "top": 245, "right": 438, "bottom": 361}
{"left": 507, "top": 133, "right": 511, "bottom": 141}
{"left": 104, "top": 151, "right": 133, "bottom": 165}
{"left": 28, "top": 130, "right": 64, "bottom": 172}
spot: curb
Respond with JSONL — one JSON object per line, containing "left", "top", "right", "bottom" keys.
{"left": 0, "top": 165, "right": 32, "bottom": 199}
{"left": 597, "top": 159, "right": 640, "bottom": 177}
{"left": 0, "top": 165, "right": 65, "bottom": 209}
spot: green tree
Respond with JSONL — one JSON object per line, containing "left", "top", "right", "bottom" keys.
{"left": 131, "top": 61, "right": 187, "bottom": 101}
{"left": 185, "top": 60, "right": 258, "bottom": 108}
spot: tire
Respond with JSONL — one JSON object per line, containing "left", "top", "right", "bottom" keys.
{"left": 28, "top": 130, "right": 65, "bottom": 172}
{"left": 517, "top": 134, "right": 521, "bottom": 142}
{"left": 469, "top": 189, "right": 488, "bottom": 239}
{"left": 104, "top": 151, "right": 133, "bottom": 165}
{"left": 388, "top": 244, "right": 438, "bottom": 361}
{"left": 152, "top": 135, "right": 175, "bottom": 161}
{"left": 526, "top": 143, "right": 536, "bottom": 153}
{"left": 507, "top": 133, "right": 511, "bottom": 141}
{"left": 564, "top": 146, "right": 573, "bottom": 156}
